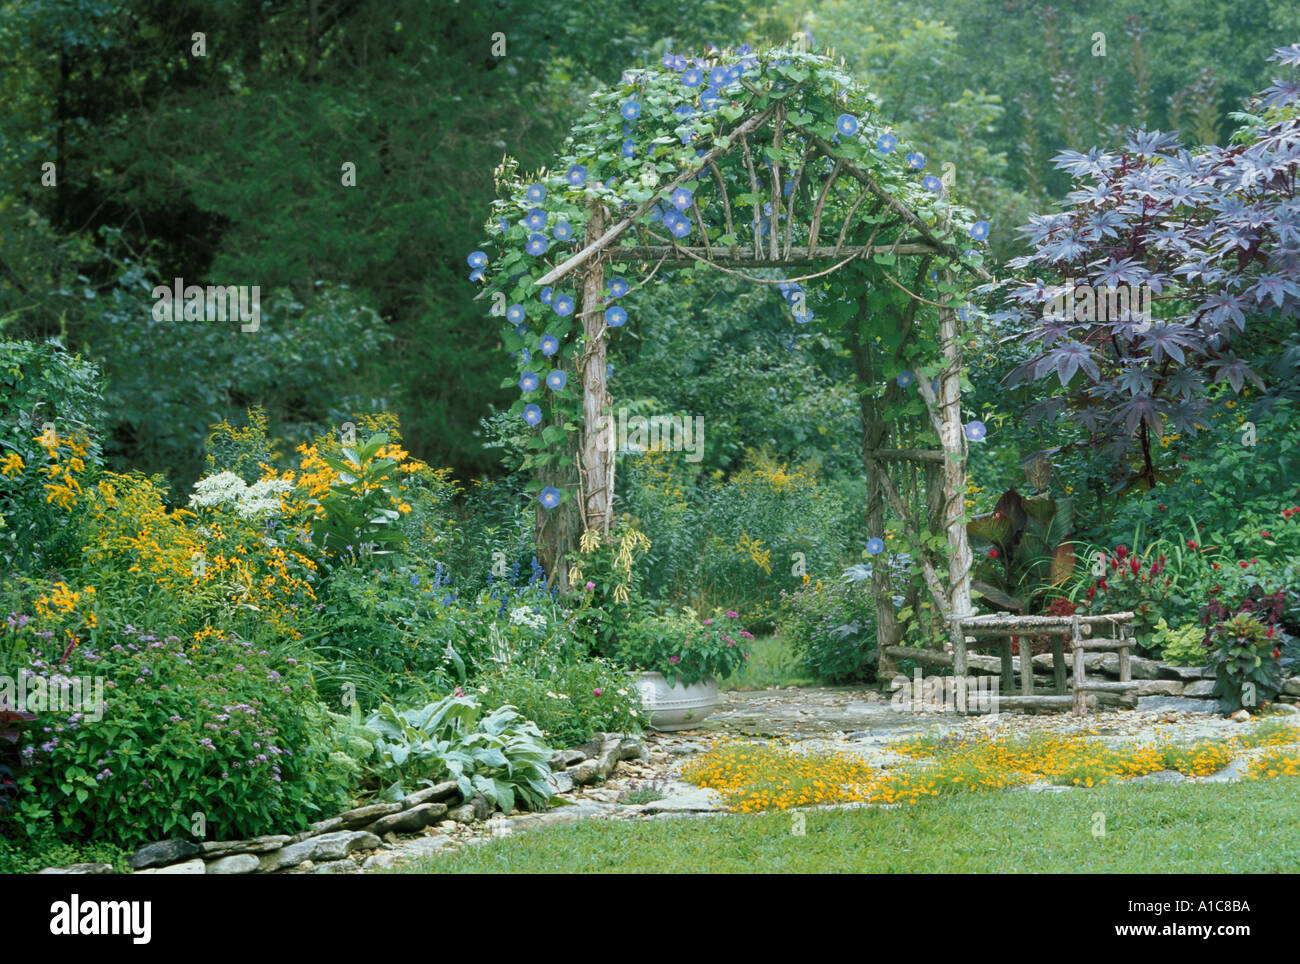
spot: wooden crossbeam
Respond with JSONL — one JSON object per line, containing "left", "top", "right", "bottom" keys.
{"left": 600, "top": 242, "right": 941, "bottom": 265}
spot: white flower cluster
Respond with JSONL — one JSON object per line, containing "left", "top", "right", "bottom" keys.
{"left": 508, "top": 606, "right": 547, "bottom": 629}
{"left": 190, "top": 471, "right": 293, "bottom": 520}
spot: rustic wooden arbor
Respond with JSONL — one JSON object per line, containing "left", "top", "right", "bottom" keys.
{"left": 478, "top": 50, "right": 994, "bottom": 683}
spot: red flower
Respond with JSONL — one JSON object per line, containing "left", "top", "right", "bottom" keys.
{"left": 1086, "top": 586, "right": 1096, "bottom": 600}
{"left": 1129, "top": 557, "right": 1140, "bottom": 575}
{"left": 1116, "top": 545, "right": 1128, "bottom": 560}
{"left": 1240, "top": 560, "right": 1249, "bottom": 568}
{"left": 1157, "top": 504, "right": 1166, "bottom": 511}
{"left": 1275, "top": 648, "right": 1282, "bottom": 660}
{"left": 988, "top": 548, "right": 998, "bottom": 558}
{"left": 1187, "top": 540, "right": 1198, "bottom": 549}
{"left": 1212, "top": 562, "right": 1219, "bottom": 570}
{"left": 1261, "top": 531, "right": 1271, "bottom": 538}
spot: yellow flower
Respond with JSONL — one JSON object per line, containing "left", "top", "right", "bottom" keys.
{"left": 0, "top": 453, "right": 23, "bottom": 478}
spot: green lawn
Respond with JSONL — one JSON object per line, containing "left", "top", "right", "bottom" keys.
{"left": 396, "top": 779, "right": 1300, "bottom": 873}
{"left": 719, "top": 633, "right": 816, "bottom": 691}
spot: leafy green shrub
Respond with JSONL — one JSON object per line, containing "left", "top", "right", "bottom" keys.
{"left": 618, "top": 610, "right": 752, "bottom": 687}
{"left": 303, "top": 432, "right": 407, "bottom": 568}
{"left": 1203, "top": 588, "right": 1288, "bottom": 714}
{"left": 0, "top": 820, "right": 129, "bottom": 874}
{"left": 1151, "top": 618, "right": 1208, "bottom": 667}
{"left": 777, "top": 570, "right": 878, "bottom": 684}
{"left": 478, "top": 649, "right": 642, "bottom": 747}
{"left": 567, "top": 524, "right": 653, "bottom": 659}
{"left": 5, "top": 624, "right": 350, "bottom": 848}
{"left": 0, "top": 340, "right": 105, "bottom": 574}
{"left": 366, "top": 694, "right": 553, "bottom": 812}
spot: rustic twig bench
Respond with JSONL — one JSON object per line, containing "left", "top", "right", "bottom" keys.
{"left": 883, "top": 610, "right": 1139, "bottom": 715}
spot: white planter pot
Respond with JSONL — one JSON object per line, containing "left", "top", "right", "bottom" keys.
{"left": 634, "top": 671, "right": 719, "bottom": 731}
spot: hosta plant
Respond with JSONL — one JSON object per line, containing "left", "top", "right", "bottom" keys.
{"left": 366, "top": 694, "right": 554, "bottom": 813}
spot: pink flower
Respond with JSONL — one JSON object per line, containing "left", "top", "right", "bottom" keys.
{"left": 453, "top": 686, "right": 464, "bottom": 697}
{"left": 739, "top": 630, "right": 753, "bottom": 639}
{"left": 725, "top": 611, "right": 739, "bottom": 618}
{"left": 668, "top": 655, "right": 680, "bottom": 664}
{"left": 702, "top": 619, "right": 713, "bottom": 625}
{"left": 585, "top": 581, "right": 595, "bottom": 591}
{"left": 593, "top": 688, "right": 602, "bottom": 697}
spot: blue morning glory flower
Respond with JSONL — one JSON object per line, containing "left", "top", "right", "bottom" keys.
{"left": 546, "top": 370, "right": 567, "bottom": 391}
{"left": 622, "top": 139, "right": 637, "bottom": 158}
{"left": 553, "top": 295, "right": 574, "bottom": 317}
{"left": 793, "top": 306, "right": 813, "bottom": 324}
{"left": 877, "top": 133, "right": 897, "bottom": 152}
{"left": 539, "top": 487, "right": 561, "bottom": 509}
{"left": 700, "top": 87, "right": 723, "bottom": 109}
{"left": 607, "top": 362, "right": 614, "bottom": 377}
{"left": 682, "top": 68, "right": 703, "bottom": 87}
{"left": 836, "top": 114, "right": 859, "bottom": 137}
{"left": 709, "top": 65, "right": 730, "bottom": 87}
{"left": 671, "top": 187, "right": 693, "bottom": 210}
{"left": 520, "top": 348, "right": 531, "bottom": 362}
{"left": 526, "top": 233, "right": 548, "bottom": 256}
{"left": 540, "top": 335, "right": 560, "bottom": 356}
{"left": 524, "top": 208, "right": 547, "bottom": 230}
{"left": 621, "top": 99, "right": 641, "bottom": 120}
{"left": 661, "top": 53, "right": 676, "bottom": 69}
{"left": 931, "top": 377, "right": 941, "bottom": 394}
{"left": 468, "top": 251, "right": 487, "bottom": 268}
{"left": 469, "top": 268, "right": 485, "bottom": 282}
{"left": 606, "top": 306, "right": 627, "bottom": 327}
{"left": 608, "top": 278, "right": 629, "bottom": 298}
{"left": 499, "top": 217, "right": 510, "bottom": 234}
{"left": 965, "top": 420, "right": 987, "bottom": 442}
{"left": 567, "top": 164, "right": 587, "bottom": 186}
{"left": 526, "top": 184, "right": 546, "bottom": 203}
{"left": 970, "top": 220, "right": 991, "bottom": 241}
{"left": 523, "top": 404, "right": 543, "bottom": 426}
{"left": 906, "top": 152, "right": 925, "bottom": 170}
{"left": 622, "top": 122, "right": 632, "bottom": 136}
{"left": 506, "top": 304, "right": 526, "bottom": 324}
{"left": 897, "top": 370, "right": 915, "bottom": 387}
{"left": 922, "top": 175, "right": 942, "bottom": 192}
{"left": 669, "top": 217, "right": 692, "bottom": 239}
{"left": 671, "top": 54, "right": 688, "bottom": 71}
{"left": 514, "top": 323, "right": 529, "bottom": 337}
{"left": 727, "top": 63, "right": 743, "bottom": 82}
{"left": 553, "top": 220, "right": 573, "bottom": 241}
{"left": 540, "top": 286, "right": 554, "bottom": 305}
{"left": 957, "top": 303, "right": 975, "bottom": 322}
{"left": 673, "top": 104, "right": 695, "bottom": 118}
{"left": 519, "top": 371, "right": 540, "bottom": 392}
{"left": 867, "top": 537, "right": 885, "bottom": 555}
